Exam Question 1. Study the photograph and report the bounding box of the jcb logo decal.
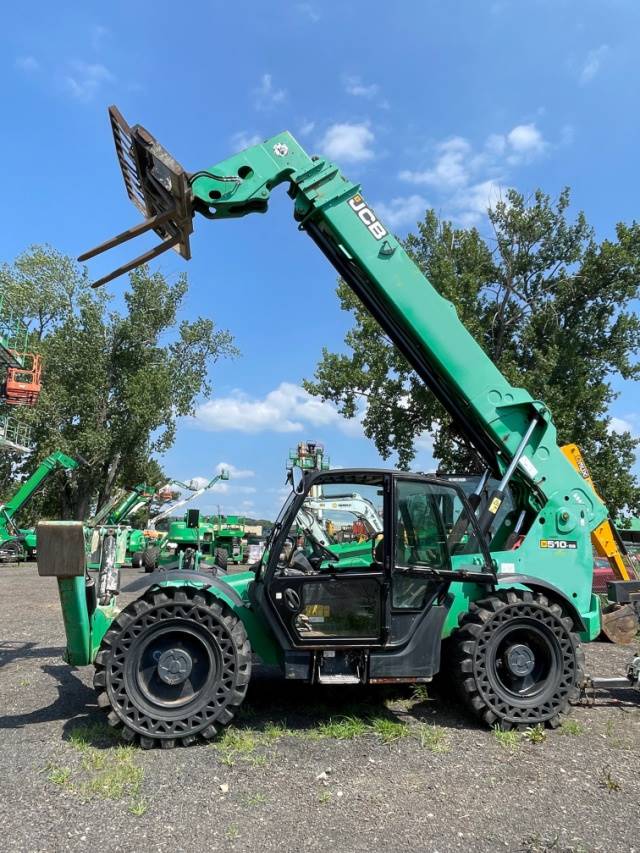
[348,194,388,241]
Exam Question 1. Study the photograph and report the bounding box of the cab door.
[266,473,389,648]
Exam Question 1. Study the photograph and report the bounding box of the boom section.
[189,133,605,532]
[3,451,78,518]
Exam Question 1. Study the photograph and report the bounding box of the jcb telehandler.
[37,107,640,747]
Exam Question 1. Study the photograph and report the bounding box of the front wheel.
[452,589,584,730]
[94,586,251,747]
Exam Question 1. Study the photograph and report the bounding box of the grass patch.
[226,824,240,841]
[262,721,293,741]
[492,727,521,750]
[558,719,584,737]
[129,799,148,816]
[215,727,259,755]
[411,684,429,703]
[370,716,410,744]
[68,721,119,751]
[599,767,621,793]
[520,833,588,852]
[81,750,108,772]
[314,715,369,740]
[242,792,268,806]
[523,724,547,744]
[318,790,332,804]
[417,723,449,753]
[82,746,143,801]
[46,763,72,786]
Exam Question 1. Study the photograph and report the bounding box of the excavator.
[37,106,640,748]
[0,450,79,560]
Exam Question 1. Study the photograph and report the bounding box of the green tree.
[305,189,640,516]
[1,247,237,519]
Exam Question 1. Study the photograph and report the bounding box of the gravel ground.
[2,563,640,853]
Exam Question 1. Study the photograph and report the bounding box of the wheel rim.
[473,602,576,722]
[486,620,560,702]
[106,595,240,738]
[129,621,221,713]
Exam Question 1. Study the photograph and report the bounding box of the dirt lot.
[2,563,640,853]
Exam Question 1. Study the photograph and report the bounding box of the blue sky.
[2,1,639,519]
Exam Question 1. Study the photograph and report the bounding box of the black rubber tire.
[130,551,143,569]
[214,548,228,572]
[142,546,160,573]
[93,585,252,747]
[452,589,584,730]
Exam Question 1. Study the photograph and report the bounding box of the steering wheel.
[294,529,340,565]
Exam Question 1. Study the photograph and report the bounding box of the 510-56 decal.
[540,539,577,550]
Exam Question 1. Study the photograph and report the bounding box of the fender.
[496,573,586,632]
[122,569,244,608]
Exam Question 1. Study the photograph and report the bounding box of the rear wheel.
[452,589,584,730]
[214,548,228,572]
[93,586,251,747]
[142,546,160,573]
[130,551,143,569]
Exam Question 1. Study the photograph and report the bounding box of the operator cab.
[253,469,494,684]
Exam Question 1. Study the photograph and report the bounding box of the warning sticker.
[489,497,502,514]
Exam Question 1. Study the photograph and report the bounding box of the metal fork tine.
[77,210,175,262]
[90,235,180,289]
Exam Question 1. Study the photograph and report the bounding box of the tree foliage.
[1,246,237,519]
[305,189,640,516]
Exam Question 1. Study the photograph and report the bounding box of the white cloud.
[296,3,320,22]
[216,462,255,479]
[344,76,380,99]
[399,137,471,190]
[505,123,547,161]
[299,120,316,137]
[608,415,638,437]
[451,179,506,226]
[63,61,113,101]
[16,56,39,72]
[184,476,209,490]
[254,73,286,109]
[397,123,548,225]
[374,194,428,229]
[231,130,262,149]
[91,25,110,50]
[580,45,609,84]
[319,123,375,163]
[194,382,364,437]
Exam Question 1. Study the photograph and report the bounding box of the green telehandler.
[0,450,79,561]
[140,471,230,572]
[37,106,640,747]
[85,482,158,570]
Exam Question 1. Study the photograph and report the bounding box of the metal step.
[317,674,360,685]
